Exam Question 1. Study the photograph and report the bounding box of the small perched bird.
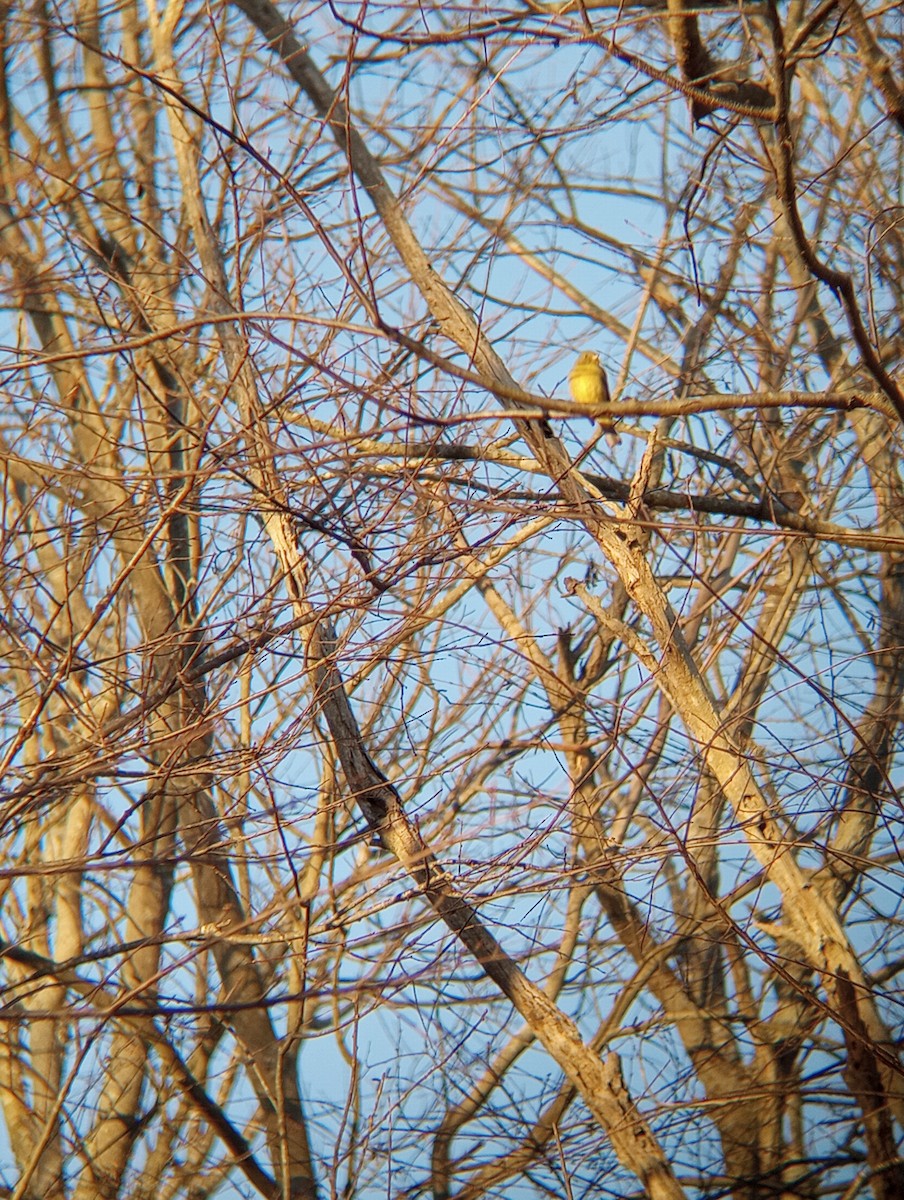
[568,351,619,446]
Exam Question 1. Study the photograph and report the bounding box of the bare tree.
[0,0,902,1198]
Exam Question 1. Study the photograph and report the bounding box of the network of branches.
[0,1,902,1199]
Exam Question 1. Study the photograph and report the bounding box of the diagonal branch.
[309,621,686,1200]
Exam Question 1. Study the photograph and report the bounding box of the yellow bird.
[568,351,619,446]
